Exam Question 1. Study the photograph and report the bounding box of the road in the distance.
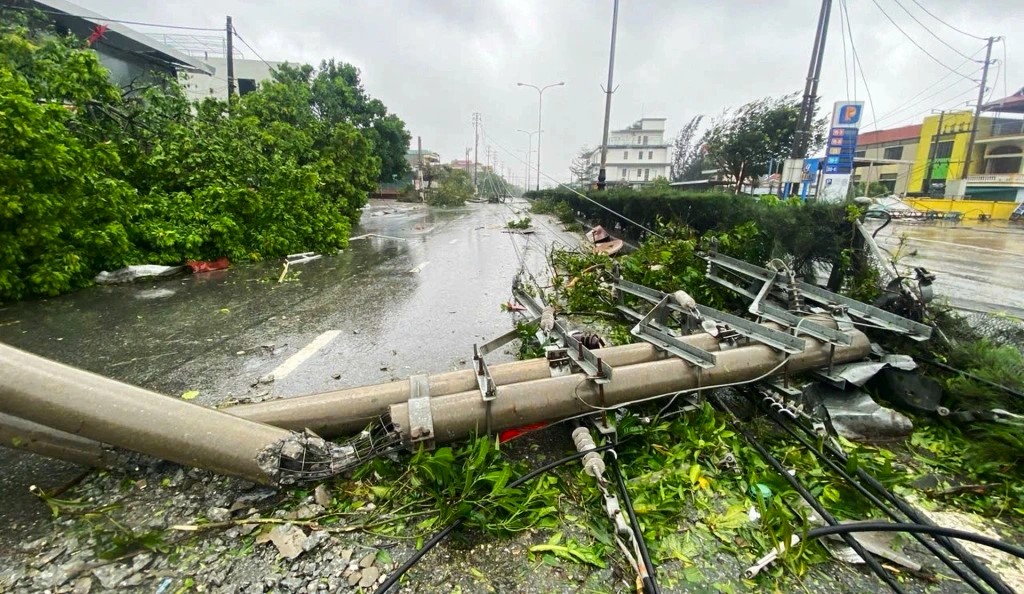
[867,219,1024,318]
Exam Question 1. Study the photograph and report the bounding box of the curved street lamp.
[517,81,564,191]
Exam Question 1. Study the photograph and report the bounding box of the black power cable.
[608,452,661,594]
[711,395,907,594]
[753,397,995,594]
[807,523,1024,561]
[374,443,617,594]
[779,402,1015,594]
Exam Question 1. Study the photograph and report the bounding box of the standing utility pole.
[961,36,997,181]
[417,136,423,170]
[790,0,832,159]
[597,0,620,190]
[472,113,481,189]
[923,110,946,194]
[517,81,565,191]
[225,16,236,99]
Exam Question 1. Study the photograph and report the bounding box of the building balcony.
[979,119,1024,141]
[965,173,1024,187]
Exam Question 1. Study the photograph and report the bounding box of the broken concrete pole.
[0,343,322,486]
[390,330,872,444]
[228,337,722,438]
[0,412,118,468]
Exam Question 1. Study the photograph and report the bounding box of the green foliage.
[700,94,826,190]
[506,217,532,230]
[0,16,406,301]
[328,436,563,537]
[428,167,474,206]
[527,188,852,277]
[0,18,135,299]
[477,170,516,200]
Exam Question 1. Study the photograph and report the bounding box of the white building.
[586,117,670,187]
[180,57,284,102]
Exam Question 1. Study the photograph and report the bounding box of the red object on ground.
[186,257,231,273]
[499,422,548,443]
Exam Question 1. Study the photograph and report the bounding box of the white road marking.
[449,239,458,244]
[270,330,341,379]
[409,261,430,273]
[901,236,1021,257]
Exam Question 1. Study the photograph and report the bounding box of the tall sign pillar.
[819,101,864,203]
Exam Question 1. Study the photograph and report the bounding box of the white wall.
[586,118,669,183]
[180,57,283,101]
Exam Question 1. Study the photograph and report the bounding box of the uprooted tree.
[0,9,409,301]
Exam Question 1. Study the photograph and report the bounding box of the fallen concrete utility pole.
[0,412,121,469]
[228,338,722,438]
[0,343,368,486]
[390,329,871,444]
[0,336,724,470]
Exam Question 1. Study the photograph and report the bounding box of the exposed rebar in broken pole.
[0,343,370,486]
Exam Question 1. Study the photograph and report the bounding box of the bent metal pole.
[0,343,327,486]
[390,329,871,444]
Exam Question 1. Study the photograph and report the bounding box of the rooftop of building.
[857,124,922,146]
[30,0,214,75]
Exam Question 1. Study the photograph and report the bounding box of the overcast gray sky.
[79,0,1023,187]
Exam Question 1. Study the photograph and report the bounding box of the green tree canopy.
[0,11,402,301]
[700,94,825,191]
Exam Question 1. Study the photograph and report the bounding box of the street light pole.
[517,128,541,192]
[518,81,564,191]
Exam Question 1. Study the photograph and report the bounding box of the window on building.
[883,146,903,160]
[929,141,954,160]
[638,151,644,160]
[648,150,654,160]
[623,151,628,160]
[621,168,627,179]
[642,135,649,145]
[637,168,642,178]
[879,173,899,191]
[854,150,866,158]
[238,79,257,95]
[644,168,650,181]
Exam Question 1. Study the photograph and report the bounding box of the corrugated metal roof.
[857,124,922,146]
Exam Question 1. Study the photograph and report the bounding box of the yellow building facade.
[907,111,982,195]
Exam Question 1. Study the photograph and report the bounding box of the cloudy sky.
[79,0,1023,187]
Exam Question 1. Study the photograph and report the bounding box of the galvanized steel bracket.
[473,344,499,436]
[407,374,434,450]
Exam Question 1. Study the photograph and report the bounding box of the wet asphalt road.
[0,198,577,539]
[868,219,1024,318]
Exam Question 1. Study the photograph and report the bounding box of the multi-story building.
[852,124,920,195]
[968,88,1024,203]
[907,111,976,197]
[585,117,670,187]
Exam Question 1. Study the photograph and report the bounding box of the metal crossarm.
[631,295,717,368]
[512,282,613,382]
[706,252,932,341]
[614,277,807,354]
[472,345,499,436]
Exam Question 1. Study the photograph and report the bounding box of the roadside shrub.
[0,14,399,301]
